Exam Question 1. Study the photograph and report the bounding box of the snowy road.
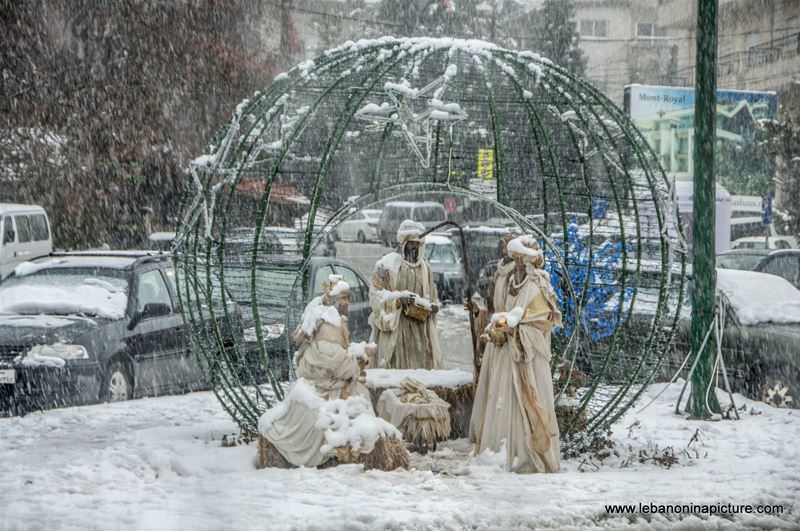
[1,382,798,530]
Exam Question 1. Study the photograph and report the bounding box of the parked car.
[447,225,521,295]
[1,204,53,280]
[336,209,382,243]
[730,217,798,248]
[422,234,464,303]
[224,227,283,256]
[0,251,241,415]
[222,255,373,380]
[731,236,796,250]
[717,249,800,289]
[583,268,800,408]
[378,201,447,246]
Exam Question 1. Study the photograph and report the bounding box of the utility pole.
[687,0,721,417]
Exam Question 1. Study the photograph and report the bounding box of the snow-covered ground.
[1,382,797,530]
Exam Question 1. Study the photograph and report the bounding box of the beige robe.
[368,253,443,370]
[469,265,563,473]
[261,318,368,467]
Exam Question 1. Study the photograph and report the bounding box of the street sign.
[477,149,494,180]
[762,196,772,226]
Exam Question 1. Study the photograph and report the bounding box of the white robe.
[368,252,443,370]
[261,320,368,467]
[470,265,562,473]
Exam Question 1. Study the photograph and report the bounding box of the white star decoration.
[355,66,467,169]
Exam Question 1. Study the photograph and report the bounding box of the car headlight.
[243,324,285,342]
[27,344,89,360]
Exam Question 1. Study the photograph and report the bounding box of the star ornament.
[355,70,467,169]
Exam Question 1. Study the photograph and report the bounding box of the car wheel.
[761,380,794,408]
[103,361,133,402]
[357,230,366,244]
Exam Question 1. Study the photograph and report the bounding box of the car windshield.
[735,240,769,249]
[716,253,766,270]
[425,243,458,264]
[415,206,445,222]
[0,269,129,319]
[224,266,299,307]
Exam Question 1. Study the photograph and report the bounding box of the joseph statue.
[469,235,562,473]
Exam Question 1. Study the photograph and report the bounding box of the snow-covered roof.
[21,255,143,271]
[384,201,444,209]
[0,203,47,215]
[148,232,176,241]
[424,234,455,246]
[365,368,473,390]
[717,269,800,325]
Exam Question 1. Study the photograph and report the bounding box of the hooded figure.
[368,219,443,369]
[261,275,372,467]
[469,236,562,473]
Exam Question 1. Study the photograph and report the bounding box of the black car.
[221,255,373,380]
[447,225,521,295]
[580,267,800,408]
[423,234,465,303]
[717,248,800,289]
[0,251,239,415]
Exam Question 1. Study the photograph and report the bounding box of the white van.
[378,201,447,246]
[0,204,53,280]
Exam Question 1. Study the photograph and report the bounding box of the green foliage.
[528,0,586,77]
[761,117,800,235]
[715,128,774,197]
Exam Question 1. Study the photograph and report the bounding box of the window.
[2,216,13,244]
[29,215,49,241]
[425,243,459,264]
[637,23,668,41]
[136,269,173,313]
[761,256,800,287]
[414,206,445,222]
[14,216,31,243]
[334,266,367,304]
[637,22,655,38]
[580,19,608,38]
[313,265,335,297]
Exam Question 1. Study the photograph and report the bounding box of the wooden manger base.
[365,370,475,440]
[257,435,409,471]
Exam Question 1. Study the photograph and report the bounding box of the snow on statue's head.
[397,219,426,264]
[508,235,544,268]
[323,274,351,316]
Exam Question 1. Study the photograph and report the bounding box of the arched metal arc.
[537,65,687,435]
[245,46,394,401]
[208,47,382,400]
[565,82,689,430]
[177,37,686,443]
[488,56,587,385]
[177,44,383,408]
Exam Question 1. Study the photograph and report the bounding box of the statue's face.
[336,295,350,317]
[404,240,420,262]
[514,255,527,272]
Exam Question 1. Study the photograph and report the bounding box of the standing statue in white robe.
[260,275,376,467]
[368,219,443,370]
[470,236,562,473]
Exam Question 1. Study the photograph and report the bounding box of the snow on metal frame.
[173,37,688,449]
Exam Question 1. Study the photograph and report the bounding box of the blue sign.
[762,196,773,226]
